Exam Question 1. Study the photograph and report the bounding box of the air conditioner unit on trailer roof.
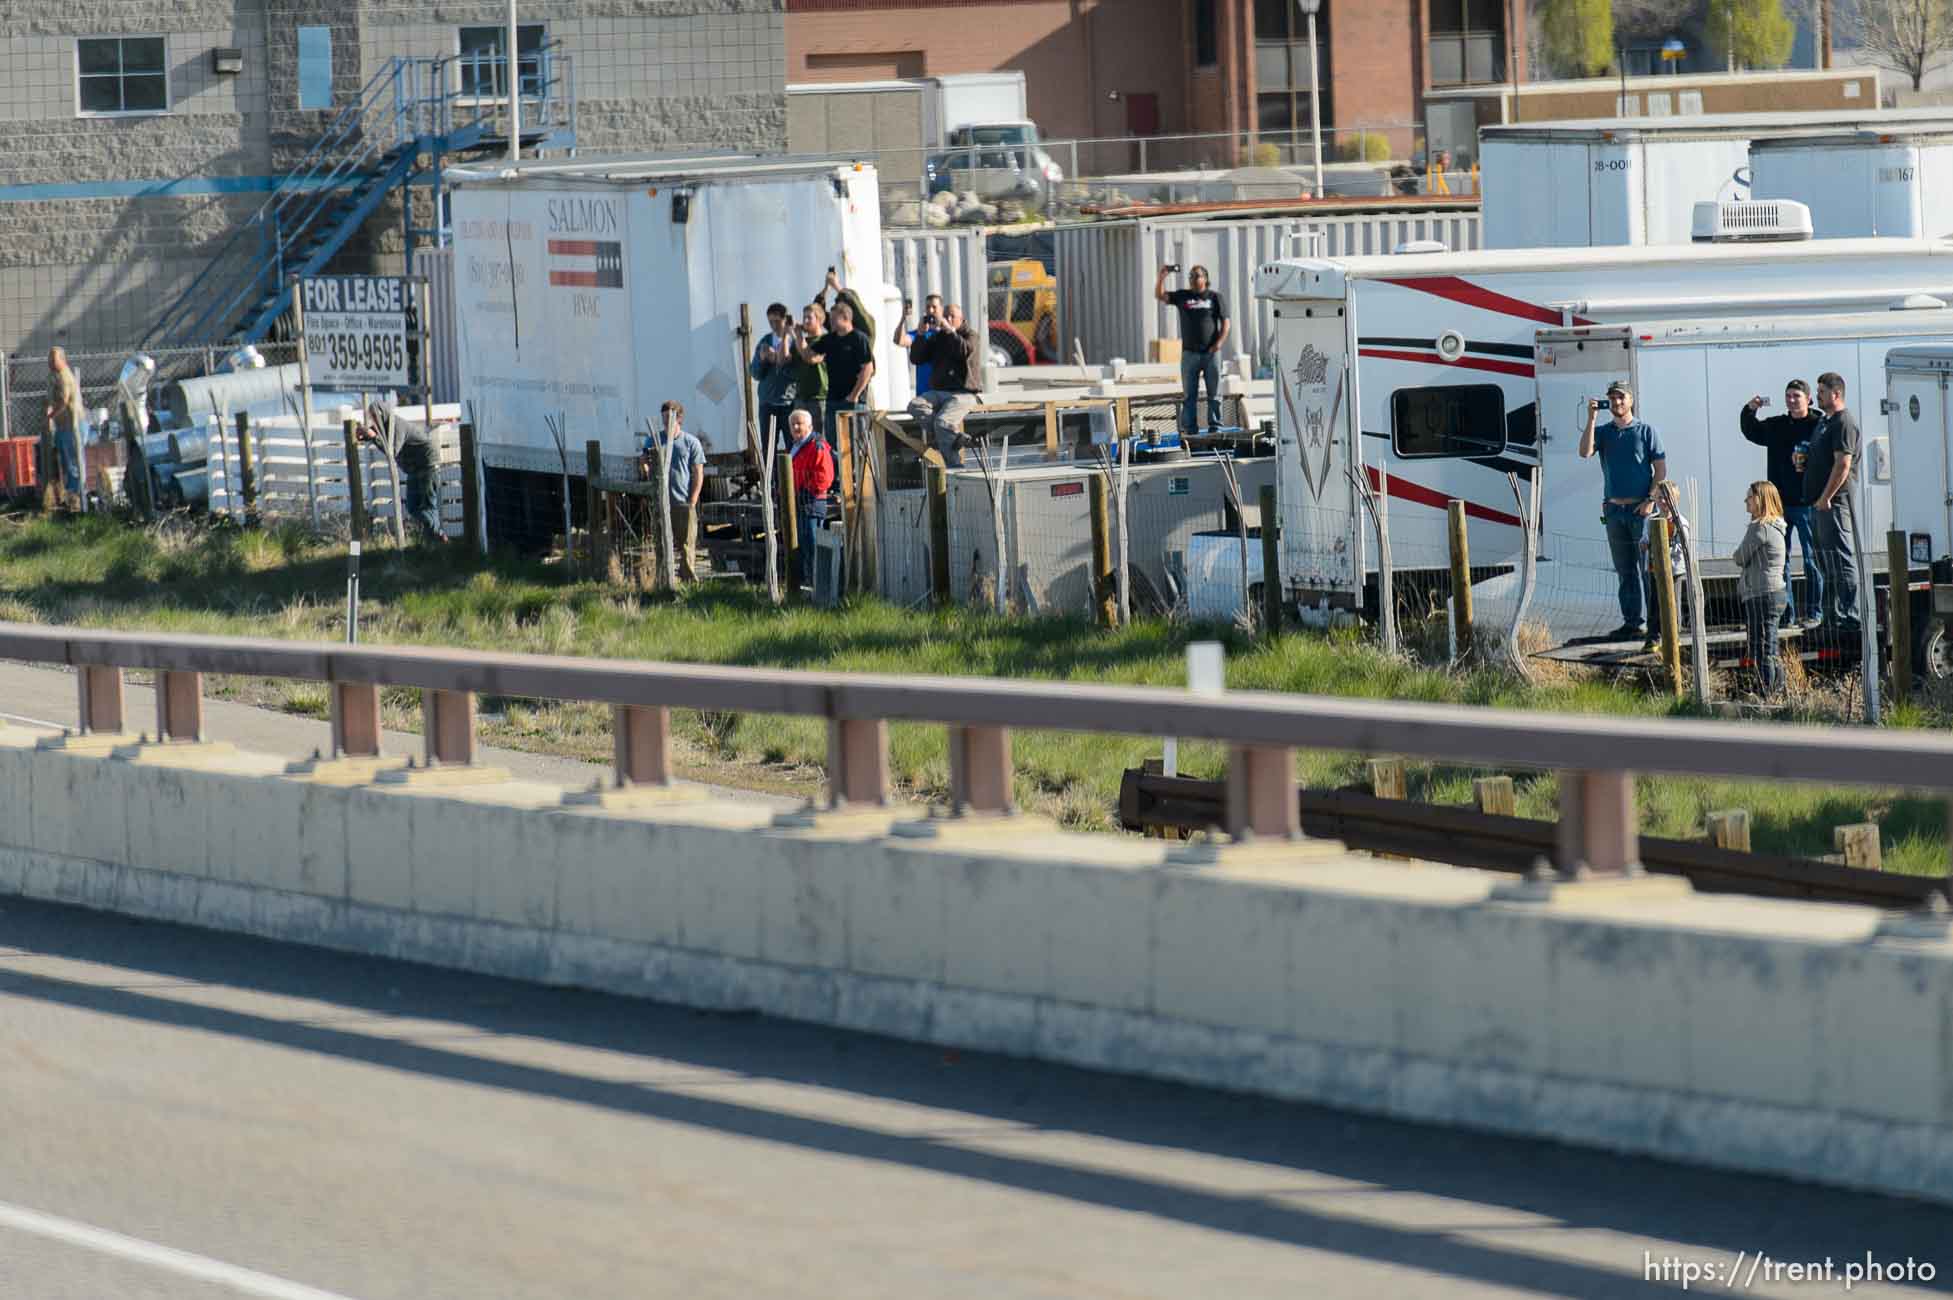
[1690,199,1814,243]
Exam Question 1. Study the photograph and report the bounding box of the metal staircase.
[145,46,575,351]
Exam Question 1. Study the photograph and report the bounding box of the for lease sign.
[301,275,411,390]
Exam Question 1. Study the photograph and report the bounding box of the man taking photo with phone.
[1154,263,1229,436]
[1580,381,1667,642]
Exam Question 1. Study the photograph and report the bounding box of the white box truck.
[1251,235,1953,616]
[1751,125,1953,239]
[1480,108,1953,248]
[447,153,897,502]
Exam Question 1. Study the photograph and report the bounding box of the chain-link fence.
[1,342,302,450]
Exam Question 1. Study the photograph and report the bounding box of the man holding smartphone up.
[1155,263,1229,436]
[1580,381,1667,642]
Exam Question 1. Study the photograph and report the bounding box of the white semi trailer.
[448,153,898,544]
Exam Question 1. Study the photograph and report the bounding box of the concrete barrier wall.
[2,727,1949,1203]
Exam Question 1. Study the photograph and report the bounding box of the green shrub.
[1335,130,1394,162]
[1251,141,1283,169]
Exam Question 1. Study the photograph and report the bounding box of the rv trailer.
[1253,237,1953,617]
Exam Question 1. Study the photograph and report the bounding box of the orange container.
[0,437,37,495]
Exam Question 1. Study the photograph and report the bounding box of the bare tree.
[1848,0,1953,89]
[1613,0,1700,43]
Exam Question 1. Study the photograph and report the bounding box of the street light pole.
[1298,0,1324,197]
[507,0,521,162]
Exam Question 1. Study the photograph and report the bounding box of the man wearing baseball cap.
[1579,380,1668,641]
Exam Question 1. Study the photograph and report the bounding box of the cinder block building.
[0,1,786,360]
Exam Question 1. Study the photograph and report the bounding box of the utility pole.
[1298,0,1324,197]
[507,0,521,162]
[1821,0,1833,68]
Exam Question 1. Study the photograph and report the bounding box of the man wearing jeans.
[1804,370,1862,635]
[1579,381,1667,642]
[1740,380,1822,626]
[1154,264,1230,435]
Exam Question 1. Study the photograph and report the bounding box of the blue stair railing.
[145,45,574,351]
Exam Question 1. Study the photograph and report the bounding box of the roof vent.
[1393,239,1448,255]
[1690,199,1813,243]
[1893,294,1948,310]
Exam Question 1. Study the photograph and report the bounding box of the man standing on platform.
[1580,380,1667,642]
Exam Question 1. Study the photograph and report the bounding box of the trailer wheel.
[1917,618,1953,683]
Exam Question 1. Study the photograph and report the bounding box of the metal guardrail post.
[1226,744,1299,840]
[422,689,476,767]
[827,718,890,809]
[77,666,125,735]
[155,671,204,742]
[948,724,1013,815]
[1556,769,1639,875]
[331,682,382,758]
[613,704,673,788]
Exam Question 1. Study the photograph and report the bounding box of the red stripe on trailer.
[548,239,602,255]
[549,270,602,287]
[1364,465,1522,527]
[1358,347,1534,378]
[1378,275,1592,327]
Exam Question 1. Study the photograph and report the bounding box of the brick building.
[0,0,785,359]
[787,0,1521,165]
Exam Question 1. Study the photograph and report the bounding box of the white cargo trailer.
[1479,109,1953,248]
[1882,346,1953,674]
[1751,126,1953,239]
[1252,238,1953,610]
[447,154,895,489]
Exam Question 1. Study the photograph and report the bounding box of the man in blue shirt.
[1579,381,1667,641]
[640,399,707,584]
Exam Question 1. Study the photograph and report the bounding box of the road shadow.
[0,896,1946,1297]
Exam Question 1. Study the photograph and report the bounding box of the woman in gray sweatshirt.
[1732,480,1790,696]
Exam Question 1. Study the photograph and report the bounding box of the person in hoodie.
[1732,480,1790,698]
[1740,380,1821,627]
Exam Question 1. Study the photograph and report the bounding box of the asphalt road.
[0,897,1948,1299]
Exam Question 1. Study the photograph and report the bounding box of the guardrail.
[7,622,1953,881]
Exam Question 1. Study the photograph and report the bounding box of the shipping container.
[446,153,897,492]
[1480,108,1953,248]
[1054,206,1481,371]
[1751,126,1953,239]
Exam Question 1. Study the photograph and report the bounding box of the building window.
[1193,0,1218,68]
[458,24,545,98]
[297,26,333,110]
[1253,0,1331,151]
[1428,0,1506,86]
[1390,385,1507,459]
[76,36,168,115]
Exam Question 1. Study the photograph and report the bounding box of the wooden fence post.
[585,439,607,577]
[1447,499,1472,657]
[1368,757,1406,800]
[342,419,367,541]
[1834,822,1883,870]
[1650,515,1683,697]
[1706,809,1751,852]
[1889,530,1914,700]
[235,411,258,526]
[928,462,952,608]
[459,421,482,553]
[1089,473,1117,628]
[1258,483,1282,635]
[1473,775,1516,816]
[776,449,798,591]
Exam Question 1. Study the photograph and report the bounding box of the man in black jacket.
[907,303,983,465]
[1740,378,1822,627]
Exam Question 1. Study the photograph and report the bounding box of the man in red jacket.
[787,407,833,591]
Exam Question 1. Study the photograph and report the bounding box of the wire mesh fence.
[1,342,301,449]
